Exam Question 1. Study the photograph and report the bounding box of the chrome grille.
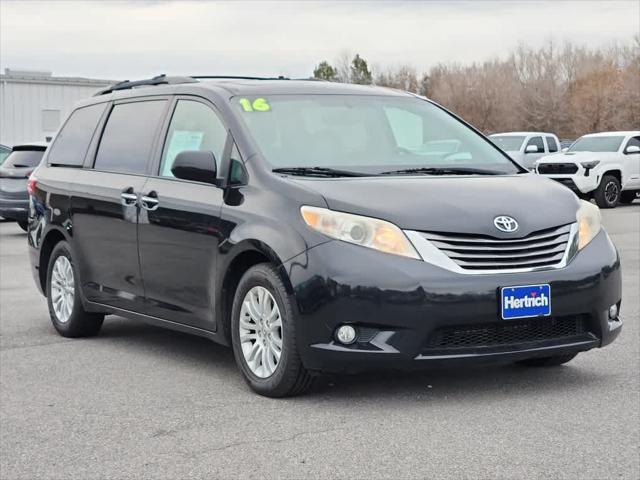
[422,224,573,271]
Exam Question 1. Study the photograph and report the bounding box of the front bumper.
[283,229,622,373]
[538,170,599,195]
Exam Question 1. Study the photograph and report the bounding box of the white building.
[0,69,114,146]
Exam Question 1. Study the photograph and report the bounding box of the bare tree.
[311,38,638,139]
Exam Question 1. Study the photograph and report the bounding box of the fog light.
[608,304,618,320]
[336,325,357,345]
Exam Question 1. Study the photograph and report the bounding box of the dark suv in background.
[28,75,622,396]
[1,143,47,231]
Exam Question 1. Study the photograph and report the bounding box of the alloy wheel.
[604,181,619,205]
[239,286,283,378]
[51,256,75,323]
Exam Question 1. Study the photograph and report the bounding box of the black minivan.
[28,75,622,396]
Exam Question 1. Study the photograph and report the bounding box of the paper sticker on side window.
[163,130,204,176]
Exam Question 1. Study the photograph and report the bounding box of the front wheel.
[516,352,578,367]
[594,175,621,208]
[231,263,313,397]
[46,241,104,337]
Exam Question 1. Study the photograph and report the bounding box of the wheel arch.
[38,227,70,293]
[217,241,295,344]
[600,169,622,184]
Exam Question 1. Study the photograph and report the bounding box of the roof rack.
[191,75,290,81]
[94,74,301,96]
[94,74,197,96]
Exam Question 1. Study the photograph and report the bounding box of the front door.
[137,98,229,330]
[623,136,640,189]
[522,136,545,169]
[71,99,169,311]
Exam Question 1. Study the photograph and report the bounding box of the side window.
[160,100,227,178]
[47,103,107,166]
[545,136,558,153]
[384,107,423,150]
[94,100,167,174]
[526,136,544,152]
[624,136,640,153]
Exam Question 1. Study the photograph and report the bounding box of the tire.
[516,352,578,367]
[231,263,313,397]
[17,220,28,232]
[620,190,639,204]
[46,241,104,338]
[594,175,621,208]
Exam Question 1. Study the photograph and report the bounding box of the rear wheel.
[620,190,639,204]
[46,241,104,337]
[516,352,578,367]
[594,175,621,208]
[231,263,313,397]
[17,220,28,232]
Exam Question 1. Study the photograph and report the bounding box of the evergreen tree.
[350,54,372,84]
[313,61,338,81]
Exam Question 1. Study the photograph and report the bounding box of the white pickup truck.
[489,132,561,170]
[535,131,640,208]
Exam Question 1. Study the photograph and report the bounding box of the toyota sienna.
[27,75,622,396]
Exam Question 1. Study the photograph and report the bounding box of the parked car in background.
[536,131,640,208]
[560,139,575,151]
[489,132,561,170]
[0,144,11,164]
[0,142,47,230]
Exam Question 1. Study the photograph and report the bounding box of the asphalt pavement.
[1,204,639,479]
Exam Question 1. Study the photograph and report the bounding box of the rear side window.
[47,103,107,166]
[545,136,558,153]
[2,149,45,168]
[0,146,11,164]
[94,100,167,174]
[526,136,544,152]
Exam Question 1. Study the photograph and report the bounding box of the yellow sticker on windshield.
[239,98,271,112]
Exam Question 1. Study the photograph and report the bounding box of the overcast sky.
[1,0,638,81]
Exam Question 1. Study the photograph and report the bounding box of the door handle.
[140,191,159,211]
[120,187,138,206]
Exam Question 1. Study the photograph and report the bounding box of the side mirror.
[561,147,569,152]
[625,145,640,154]
[525,144,539,153]
[171,150,218,185]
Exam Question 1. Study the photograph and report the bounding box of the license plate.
[501,284,551,320]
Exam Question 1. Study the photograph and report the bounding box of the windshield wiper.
[380,167,502,176]
[272,167,372,177]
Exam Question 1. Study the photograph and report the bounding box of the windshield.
[234,95,520,175]
[568,136,624,153]
[2,149,44,169]
[489,135,526,151]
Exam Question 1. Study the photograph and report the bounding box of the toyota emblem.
[494,215,519,233]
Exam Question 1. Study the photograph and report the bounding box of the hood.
[538,151,606,164]
[291,174,579,237]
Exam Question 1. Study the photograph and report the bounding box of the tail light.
[27,173,37,196]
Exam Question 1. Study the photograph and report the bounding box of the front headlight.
[300,206,421,259]
[576,200,601,250]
